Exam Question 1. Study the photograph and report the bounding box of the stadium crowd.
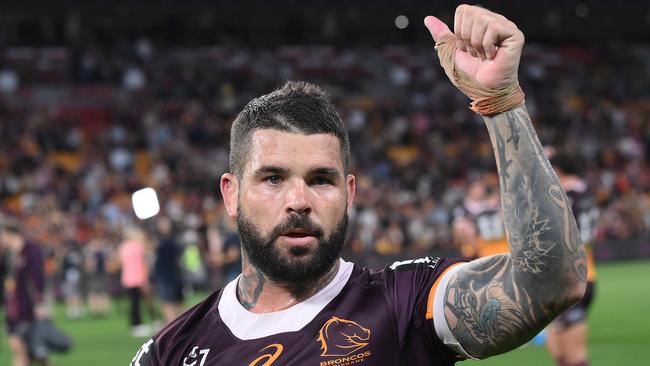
[0,41,649,329]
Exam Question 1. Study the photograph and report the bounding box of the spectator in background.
[152,217,185,325]
[0,217,48,366]
[118,226,151,337]
[180,229,206,295]
[0,235,9,358]
[84,238,111,317]
[451,177,508,259]
[547,154,599,366]
[61,239,86,319]
[208,219,241,285]
[0,242,8,308]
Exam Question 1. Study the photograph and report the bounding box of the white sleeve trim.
[432,262,479,360]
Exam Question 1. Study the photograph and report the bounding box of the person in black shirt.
[152,216,185,324]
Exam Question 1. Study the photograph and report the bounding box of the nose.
[285,179,312,215]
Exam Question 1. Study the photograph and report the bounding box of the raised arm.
[424,5,587,358]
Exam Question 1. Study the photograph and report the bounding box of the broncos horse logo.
[317,316,371,357]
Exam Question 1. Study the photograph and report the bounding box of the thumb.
[423,16,453,43]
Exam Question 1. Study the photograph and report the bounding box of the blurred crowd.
[0,40,649,320]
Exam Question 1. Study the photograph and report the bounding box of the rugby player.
[546,154,598,366]
[452,177,508,259]
[131,5,587,365]
[0,218,48,366]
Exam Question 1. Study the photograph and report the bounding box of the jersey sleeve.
[128,288,223,365]
[130,338,158,366]
[380,256,468,358]
[431,261,476,359]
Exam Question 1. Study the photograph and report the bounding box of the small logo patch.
[248,344,283,366]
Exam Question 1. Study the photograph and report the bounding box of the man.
[152,216,186,325]
[131,5,586,365]
[0,218,48,366]
[546,154,598,366]
[61,239,85,319]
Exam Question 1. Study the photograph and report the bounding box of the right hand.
[423,4,524,91]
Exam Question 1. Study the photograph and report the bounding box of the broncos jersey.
[453,201,509,258]
[566,184,599,282]
[130,257,468,366]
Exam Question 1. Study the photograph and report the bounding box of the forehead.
[245,129,344,174]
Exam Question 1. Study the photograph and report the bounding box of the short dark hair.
[229,81,350,177]
[550,153,581,176]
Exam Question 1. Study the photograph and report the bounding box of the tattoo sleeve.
[444,106,587,358]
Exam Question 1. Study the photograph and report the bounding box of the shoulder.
[347,256,464,283]
[349,256,467,311]
[144,289,223,363]
[346,257,469,361]
[380,256,463,282]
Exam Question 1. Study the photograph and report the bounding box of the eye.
[265,175,282,185]
[312,176,332,186]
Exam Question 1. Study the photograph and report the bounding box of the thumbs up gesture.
[424,5,525,113]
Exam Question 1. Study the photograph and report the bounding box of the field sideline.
[1,260,648,365]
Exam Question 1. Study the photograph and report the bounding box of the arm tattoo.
[445,106,587,358]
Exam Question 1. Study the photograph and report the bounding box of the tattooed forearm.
[445,106,587,358]
[505,113,520,150]
[494,120,512,193]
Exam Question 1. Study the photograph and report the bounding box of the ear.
[220,173,239,219]
[345,174,356,212]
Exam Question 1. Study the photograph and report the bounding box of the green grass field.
[2,260,649,365]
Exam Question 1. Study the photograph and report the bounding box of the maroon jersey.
[4,241,45,332]
[565,183,598,245]
[452,200,508,258]
[131,257,466,366]
[564,181,599,281]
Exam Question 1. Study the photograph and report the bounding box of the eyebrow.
[253,166,288,177]
[308,167,341,178]
[252,166,342,178]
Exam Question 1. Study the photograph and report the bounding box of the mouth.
[279,228,317,245]
[281,227,315,237]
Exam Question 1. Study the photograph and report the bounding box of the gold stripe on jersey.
[426,262,466,320]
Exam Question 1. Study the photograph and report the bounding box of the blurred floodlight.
[395,15,409,29]
[132,187,160,220]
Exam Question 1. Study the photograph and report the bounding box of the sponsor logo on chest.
[247,344,284,366]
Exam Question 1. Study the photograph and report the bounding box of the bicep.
[438,254,545,359]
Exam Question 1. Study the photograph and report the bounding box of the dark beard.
[237,211,347,298]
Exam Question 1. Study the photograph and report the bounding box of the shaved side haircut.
[229,81,350,177]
